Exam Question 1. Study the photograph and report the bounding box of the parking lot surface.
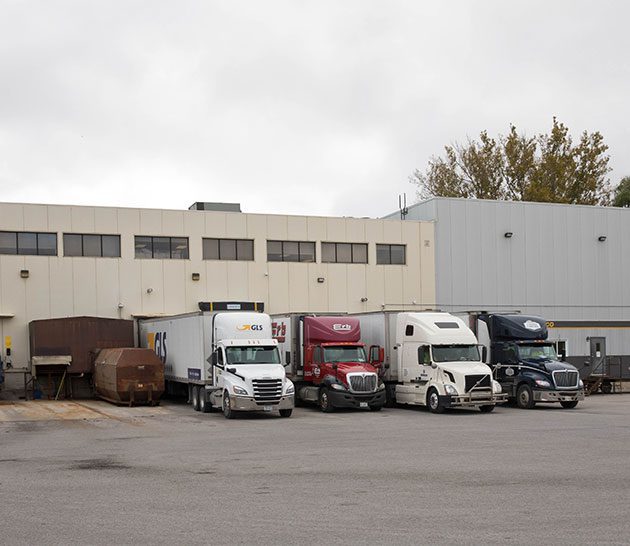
[1,396,629,545]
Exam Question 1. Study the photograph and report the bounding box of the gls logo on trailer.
[147,332,168,363]
[332,324,352,332]
[237,324,264,331]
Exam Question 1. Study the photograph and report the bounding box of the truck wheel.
[279,409,293,418]
[192,385,200,411]
[222,392,236,419]
[369,405,383,412]
[601,382,613,394]
[319,388,335,413]
[479,405,495,413]
[427,388,445,414]
[199,389,212,413]
[560,400,579,409]
[516,384,535,409]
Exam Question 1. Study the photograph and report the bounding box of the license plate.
[359,402,368,408]
[263,405,273,412]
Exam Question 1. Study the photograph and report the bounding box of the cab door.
[212,347,226,391]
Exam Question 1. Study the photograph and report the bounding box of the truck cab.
[473,313,585,409]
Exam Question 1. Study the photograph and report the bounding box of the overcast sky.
[1,1,628,218]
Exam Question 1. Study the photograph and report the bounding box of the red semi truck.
[271,314,386,412]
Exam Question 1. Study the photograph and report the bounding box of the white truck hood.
[228,363,285,380]
[438,361,493,376]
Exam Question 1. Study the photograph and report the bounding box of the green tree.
[613,176,630,207]
[411,118,612,205]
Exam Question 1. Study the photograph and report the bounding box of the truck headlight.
[285,382,295,395]
[534,379,551,388]
[578,379,584,389]
[444,384,458,396]
[232,385,248,395]
[492,380,502,394]
[330,383,345,391]
[377,380,386,391]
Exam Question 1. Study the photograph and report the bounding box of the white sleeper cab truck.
[356,311,507,413]
[139,302,294,419]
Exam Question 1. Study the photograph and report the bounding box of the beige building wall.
[0,202,435,383]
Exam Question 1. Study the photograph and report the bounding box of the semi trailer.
[271,314,386,412]
[139,303,294,418]
[465,313,584,409]
[355,311,506,413]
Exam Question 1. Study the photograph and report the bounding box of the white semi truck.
[355,311,507,413]
[138,303,294,418]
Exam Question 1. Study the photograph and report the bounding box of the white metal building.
[387,197,630,371]
[0,201,435,386]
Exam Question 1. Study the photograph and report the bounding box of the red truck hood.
[329,362,378,375]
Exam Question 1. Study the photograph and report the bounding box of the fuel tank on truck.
[93,348,165,406]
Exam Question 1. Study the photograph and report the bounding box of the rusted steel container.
[29,317,134,374]
[93,348,164,406]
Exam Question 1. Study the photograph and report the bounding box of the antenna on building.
[398,193,408,220]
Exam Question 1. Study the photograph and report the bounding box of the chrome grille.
[347,373,377,393]
[252,379,283,405]
[552,370,579,389]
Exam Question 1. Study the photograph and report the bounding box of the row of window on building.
[0,231,407,264]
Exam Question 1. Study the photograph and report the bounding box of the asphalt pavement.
[1,396,629,545]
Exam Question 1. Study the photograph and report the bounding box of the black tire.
[516,384,536,409]
[192,385,200,412]
[601,382,613,394]
[479,405,495,413]
[427,388,445,414]
[222,392,236,419]
[369,405,383,412]
[560,400,579,409]
[199,388,212,413]
[279,409,293,418]
[319,388,335,413]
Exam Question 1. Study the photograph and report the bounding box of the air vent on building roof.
[188,202,242,212]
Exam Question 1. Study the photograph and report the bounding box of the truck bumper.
[441,393,508,408]
[327,389,387,409]
[231,394,295,412]
[533,389,585,403]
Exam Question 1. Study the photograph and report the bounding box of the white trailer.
[355,311,506,413]
[138,306,294,418]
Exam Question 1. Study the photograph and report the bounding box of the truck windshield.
[225,346,281,365]
[432,345,480,362]
[323,346,367,363]
[517,344,556,361]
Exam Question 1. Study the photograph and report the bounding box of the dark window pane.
[83,234,101,257]
[171,237,189,259]
[102,235,120,257]
[352,243,367,264]
[299,242,315,262]
[37,233,57,255]
[203,238,219,260]
[283,241,299,262]
[391,245,406,265]
[17,232,37,255]
[152,237,170,258]
[219,239,237,260]
[321,243,335,263]
[236,239,254,261]
[135,236,153,258]
[376,244,390,264]
[336,243,352,263]
[0,232,17,255]
[63,234,82,256]
[267,241,282,261]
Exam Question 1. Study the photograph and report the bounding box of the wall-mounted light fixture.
[598,236,607,242]
[20,269,29,278]
[191,272,200,281]
[504,232,513,238]
[360,297,368,303]
[146,287,153,294]
[317,277,325,283]
[117,303,124,309]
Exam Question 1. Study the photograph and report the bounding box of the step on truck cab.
[271,314,386,412]
[139,302,294,419]
[467,313,585,409]
[355,311,506,413]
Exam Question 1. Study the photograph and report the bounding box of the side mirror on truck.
[211,352,218,366]
[369,345,384,366]
[481,346,488,362]
[285,351,291,366]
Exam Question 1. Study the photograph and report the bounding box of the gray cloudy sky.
[1,0,628,218]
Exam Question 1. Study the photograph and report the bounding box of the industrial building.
[0,201,435,388]
[387,197,630,378]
